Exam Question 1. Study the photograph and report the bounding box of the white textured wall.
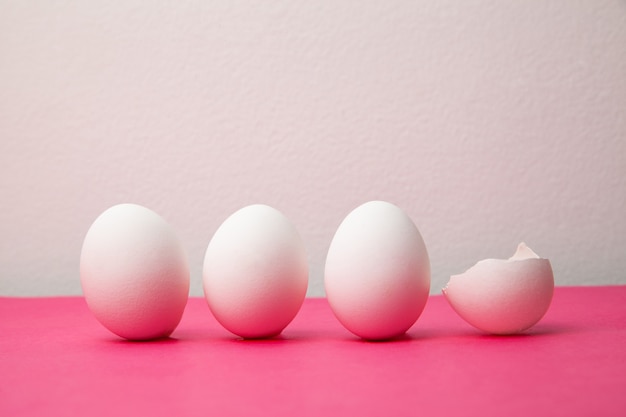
[1,1,625,297]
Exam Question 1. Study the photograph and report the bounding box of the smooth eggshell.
[442,243,554,334]
[80,204,190,340]
[203,204,308,339]
[324,201,431,340]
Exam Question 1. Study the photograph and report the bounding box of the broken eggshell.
[442,243,554,335]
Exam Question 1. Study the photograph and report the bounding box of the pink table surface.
[1,286,625,417]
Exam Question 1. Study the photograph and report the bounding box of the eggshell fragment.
[203,204,308,339]
[443,243,554,334]
[80,204,190,340]
[324,201,431,340]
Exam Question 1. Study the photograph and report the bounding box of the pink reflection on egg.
[442,243,554,335]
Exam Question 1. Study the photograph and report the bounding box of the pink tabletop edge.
[1,285,625,417]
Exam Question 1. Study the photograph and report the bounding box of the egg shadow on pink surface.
[343,332,421,344]
[230,334,290,343]
[104,336,181,345]
[228,332,330,345]
[457,323,578,340]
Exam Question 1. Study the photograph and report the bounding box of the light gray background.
[1,0,625,297]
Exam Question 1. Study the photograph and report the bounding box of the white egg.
[80,204,190,340]
[324,201,431,340]
[442,242,554,334]
[203,204,308,339]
